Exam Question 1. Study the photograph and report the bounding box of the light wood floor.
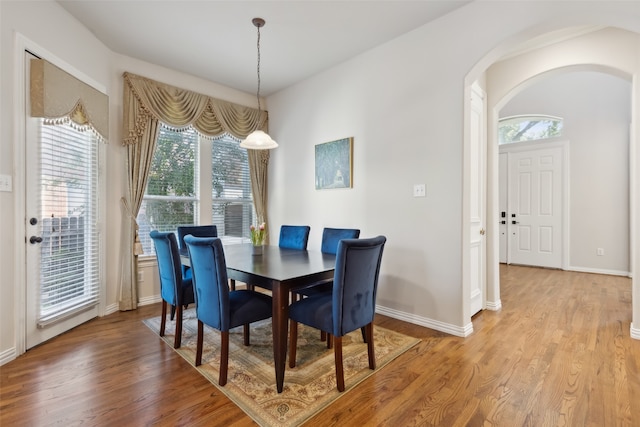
[1,265,639,426]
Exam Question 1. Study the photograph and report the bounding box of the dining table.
[181,243,336,393]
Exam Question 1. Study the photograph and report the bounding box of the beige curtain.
[248,150,271,243]
[119,72,271,310]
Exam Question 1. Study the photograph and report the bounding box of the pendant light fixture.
[240,17,278,150]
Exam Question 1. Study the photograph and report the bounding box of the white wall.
[499,71,631,275]
[267,3,640,334]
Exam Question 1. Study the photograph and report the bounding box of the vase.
[251,245,263,256]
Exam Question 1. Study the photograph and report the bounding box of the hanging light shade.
[241,17,278,150]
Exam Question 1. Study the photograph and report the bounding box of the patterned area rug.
[143,308,419,426]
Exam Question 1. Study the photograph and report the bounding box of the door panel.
[508,145,563,268]
[499,153,508,263]
[468,83,486,316]
[24,52,99,349]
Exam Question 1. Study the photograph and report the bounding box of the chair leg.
[174,304,183,348]
[361,326,367,343]
[243,324,250,346]
[334,336,345,392]
[320,331,327,341]
[170,304,176,321]
[365,323,375,370]
[219,331,229,386]
[288,319,298,368]
[160,301,167,337]
[195,320,204,366]
[327,333,333,349]
[229,279,236,291]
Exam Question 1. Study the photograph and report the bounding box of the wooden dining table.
[181,243,336,393]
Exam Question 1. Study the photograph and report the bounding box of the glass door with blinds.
[25,55,100,349]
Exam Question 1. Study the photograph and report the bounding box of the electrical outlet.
[413,184,426,197]
[0,174,12,192]
[597,248,604,256]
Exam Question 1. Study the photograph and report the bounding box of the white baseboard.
[103,303,119,316]
[0,347,16,366]
[568,266,631,277]
[485,299,502,311]
[376,304,473,337]
[631,323,640,340]
[138,295,162,306]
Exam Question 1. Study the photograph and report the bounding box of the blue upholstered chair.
[184,235,272,386]
[293,227,361,342]
[278,225,311,250]
[288,235,387,392]
[149,231,196,349]
[177,225,217,280]
[294,227,361,298]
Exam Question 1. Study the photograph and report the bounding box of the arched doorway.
[463,26,639,339]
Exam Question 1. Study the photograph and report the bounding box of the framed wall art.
[314,137,353,190]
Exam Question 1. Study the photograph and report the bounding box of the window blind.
[38,120,100,326]
[211,135,254,241]
[138,125,199,255]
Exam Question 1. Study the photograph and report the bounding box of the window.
[137,125,253,255]
[498,115,563,144]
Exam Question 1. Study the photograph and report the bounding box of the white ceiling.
[57,0,472,95]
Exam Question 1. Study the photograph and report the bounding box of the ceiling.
[57,0,472,96]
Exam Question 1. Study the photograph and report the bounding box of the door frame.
[13,33,107,356]
[499,138,569,270]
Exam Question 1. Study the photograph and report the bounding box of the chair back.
[184,235,230,331]
[279,225,311,250]
[149,231,183,306]
[177,225,217,251]
[321,227,361,255]
[332,236,386,336]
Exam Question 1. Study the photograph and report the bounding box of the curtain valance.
[30,59,109,142]
[122,72,268,145]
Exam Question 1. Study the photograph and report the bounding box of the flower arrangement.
[250,222,267,246]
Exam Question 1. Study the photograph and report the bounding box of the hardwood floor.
[1,265,638,426]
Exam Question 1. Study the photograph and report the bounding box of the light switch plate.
[413,184,426,197]
[0,174,12,192]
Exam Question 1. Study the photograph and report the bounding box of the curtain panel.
[119,72,271,311]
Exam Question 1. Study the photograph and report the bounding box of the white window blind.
[138,125,199,255]
[38,120,100,326]
[211,135,254,242]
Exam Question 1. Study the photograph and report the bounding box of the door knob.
[511,220,519,225]
[30,236,43,244]
[479,228,486,235]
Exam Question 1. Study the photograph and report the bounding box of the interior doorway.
[464,27,638,338]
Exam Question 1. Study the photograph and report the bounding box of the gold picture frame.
[314,137,353,190]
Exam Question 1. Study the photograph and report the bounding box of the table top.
[181,243,336,283]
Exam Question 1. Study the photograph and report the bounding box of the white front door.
[506,143,565,269]
[469,83,486,316]
[24,52,100,349]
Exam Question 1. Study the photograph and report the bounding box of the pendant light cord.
[256,23,262,113]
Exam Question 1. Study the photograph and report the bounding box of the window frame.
[138,125,253,257]
[498,114,563,145]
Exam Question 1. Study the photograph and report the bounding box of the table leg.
[271,282,289,393]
